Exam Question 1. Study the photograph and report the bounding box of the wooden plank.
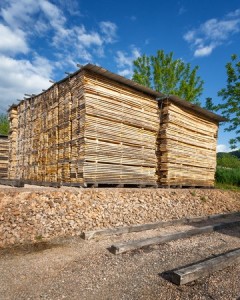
[167,248,240,285]
[82,212,240,240]
[109,221,240,255]
[0,136,9,179]
[0,179,24,187]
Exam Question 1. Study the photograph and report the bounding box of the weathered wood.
[0,179,24,187]
[82,212,240,240]
[168,248,240,285]
[109,221,240,254]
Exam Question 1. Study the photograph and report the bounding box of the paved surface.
[0,215,240,300]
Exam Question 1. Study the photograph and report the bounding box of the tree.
[0,114,9,135]
[217,54,240,149]
[204,97,215,111]
[132,50,204,104]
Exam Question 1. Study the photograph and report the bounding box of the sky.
[0,0,239,152]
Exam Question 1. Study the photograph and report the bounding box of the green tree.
[0,114,9,135]
[217,54,240,149]
[217,153,240,169]
[204,97,215,111]
[132,50,204,104]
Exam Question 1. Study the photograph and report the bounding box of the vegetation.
[204,97,215,111]
[215,153,240,188]
[132,50,204,104]
[217,153,240,169]
[216,54,240,149]
[0,114,9,135]
[215,168,240,187]
[217,149,240,159]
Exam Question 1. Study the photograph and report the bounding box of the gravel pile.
[0,187,239,248]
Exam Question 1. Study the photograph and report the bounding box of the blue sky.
[0,0,239,151]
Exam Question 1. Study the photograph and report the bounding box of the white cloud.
[39,0,66,32]
[0,24,28,54]
[184,10,240,57]
[217,144,230,153]
[116,47,140,68]
[0,0,39,29]
[0,54,52,111]
[194,45,215,57]
[0,0,119,110]
[99,21,117,43]
[118,69,133,77]
[178,6,187,15]
[115,46,141,78]
[76,26,103,47]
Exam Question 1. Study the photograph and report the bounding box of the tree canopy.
[132,50,204,104]
[217,54,240,149]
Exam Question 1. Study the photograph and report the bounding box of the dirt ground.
[0,214,240,300]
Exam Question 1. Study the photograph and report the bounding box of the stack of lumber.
[8,72,86,184]
[157,100,218,186]
[7,65,220,187]
[0,135,9,179]
[83,70,159,185]
[8,107,18,179]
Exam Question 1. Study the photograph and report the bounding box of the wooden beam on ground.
[82,212,240,240]
[109,221,240,255]
[167,248,240,285]
[0,179,24,187]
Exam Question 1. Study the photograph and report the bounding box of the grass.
[215,153,240,191]
[200,196,207,202]
[215,182,240,191]
[35,235,43,241]
[215,167,240,187]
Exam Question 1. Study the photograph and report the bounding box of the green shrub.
[215,167,240,186]
[0,114,9,135]
[217,153,240,169]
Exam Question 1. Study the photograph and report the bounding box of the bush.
[215,167,240,186]
[217,153,240,169]
[0,114,9,135]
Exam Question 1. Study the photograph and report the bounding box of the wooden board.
[0,179,24,187]
[0,136,9,179]
[82,212,240,240]
[167,248,240,285]
[110,221,240,254]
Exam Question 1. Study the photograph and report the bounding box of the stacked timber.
[8,72,86,184]
[157,100,218,186]
[8,107,18,179]
[83,70,159,185]
[7,64,222,187]
[0,135,9,179]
